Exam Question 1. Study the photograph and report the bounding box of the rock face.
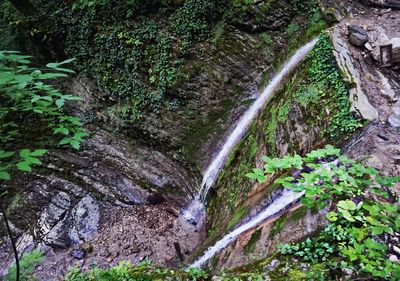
[332,27,379,121]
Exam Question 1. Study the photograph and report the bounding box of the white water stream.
[182,38,318,225]
[190,189,304,268]
[200,38,318,200]
[183,39,319,268]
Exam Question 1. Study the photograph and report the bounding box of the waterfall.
[190,159,338,269]
[199,38,318,201]
[182,39,318,225]
[189,189,304,268]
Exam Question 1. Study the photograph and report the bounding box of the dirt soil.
[27,201,203,280]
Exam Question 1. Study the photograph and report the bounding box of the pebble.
[389,255,399,263]
[70,249,85,260]
[265,259,280,270]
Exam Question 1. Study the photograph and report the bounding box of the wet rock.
[349,32,368,47]
[69,195,100,244]
[390,255,399,263]
[38,191,72,248]
[388,101,400,127]
[71,249,85,260]
[393,245,400,255]
[265,259,281,270]
[37,191,99,248]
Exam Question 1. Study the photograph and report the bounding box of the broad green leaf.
[59,137,71,145]
[0,150,15,159]
[0,171,10,180]
[54,127,69,135]
[70,140,80,150]
[337,199,357,211]
[19,149,31,158]
[55,98,65,108]
[16,162,32,172]
[245,173,257,179]
[30,149,48,156]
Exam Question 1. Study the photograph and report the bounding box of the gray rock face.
[388,101,400,127]
[332,27,378,121]
[31,180,100,248]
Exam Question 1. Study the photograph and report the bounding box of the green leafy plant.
[0,51,86,180]
[247,145,400,280]
[6,250,44,281]
[0,51,85,281]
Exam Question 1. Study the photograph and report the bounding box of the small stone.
[300,263,310,271]
[99,249,109,257]
[389,255,399,263]
[343,268,354,276]
[71,249,85,260]
[265,259,280,270]
[364,42,373,51]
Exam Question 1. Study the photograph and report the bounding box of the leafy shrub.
[0,51,85,180]
[247,145,400,280]
[6,250,44,281]
[297,33,364,140]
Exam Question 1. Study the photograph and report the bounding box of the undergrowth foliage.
[247,145,400,280]
[298,33,364,140]
[6,250,44,281]
[21,0,231,121]
[0,51,85,180]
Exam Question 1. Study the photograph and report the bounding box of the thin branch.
[0,198,20,281]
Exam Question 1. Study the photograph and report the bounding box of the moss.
[227,206,247,230]
[269,215,288,238]
[288,269,307,280]
[289,206,308,221]
[243,228,262,255]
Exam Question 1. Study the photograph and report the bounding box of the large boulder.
[348,25,369,47]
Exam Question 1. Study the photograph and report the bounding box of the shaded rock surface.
[0,1,328,278]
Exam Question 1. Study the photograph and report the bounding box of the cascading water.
[190,159,337,269]
[182,38,318,225]
[189,189,304,268]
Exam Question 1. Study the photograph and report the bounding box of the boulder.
[348,25,368,37]
[349,32,368,47]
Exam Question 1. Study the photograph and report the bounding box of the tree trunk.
[7,0,37,16]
